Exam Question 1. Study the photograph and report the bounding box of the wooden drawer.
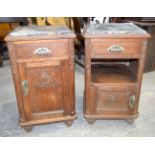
[14,39,68,59]
[91,39,142,58]
[91,85,136,115]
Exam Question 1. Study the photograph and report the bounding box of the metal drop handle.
[33,47,51,56]
[129,95,136,109]
[108,45,124,53]
[22,80,29,96]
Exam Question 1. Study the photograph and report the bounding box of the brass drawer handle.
[33,47,51,56]
[22,80,29,96]
[108,45,124,53]
[129,95,136,109]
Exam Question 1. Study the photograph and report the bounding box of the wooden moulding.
[20,115,77,127]
[84,112,139,120]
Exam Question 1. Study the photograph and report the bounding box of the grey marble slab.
[9,25,73,37]
[85,23,147,35]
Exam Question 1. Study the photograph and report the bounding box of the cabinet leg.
[65,120,74,127]
[23,126,33,132]
[126,119,135,125]
[87,118,96,125]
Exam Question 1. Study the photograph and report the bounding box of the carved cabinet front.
[18,60,70,120]
[5,26,76,131]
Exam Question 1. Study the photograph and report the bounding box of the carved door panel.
[18,60,69,120]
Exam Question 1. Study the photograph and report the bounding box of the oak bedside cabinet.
[83,23,150,124]
[5,26,76,132]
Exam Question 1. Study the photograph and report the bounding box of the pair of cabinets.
[5,24,150,132]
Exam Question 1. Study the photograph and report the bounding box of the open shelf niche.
[91,59,139,84]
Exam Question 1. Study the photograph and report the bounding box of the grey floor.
[0,60,155,137]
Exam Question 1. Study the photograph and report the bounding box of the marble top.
[9,25,74,37]
[85,23,147,35]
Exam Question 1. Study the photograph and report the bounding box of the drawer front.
[91,39,141,58]
[91,85,136,115]
[14,40,68,59]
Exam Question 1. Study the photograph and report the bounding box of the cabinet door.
[91,86,136,116]
[18,60,70,120]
